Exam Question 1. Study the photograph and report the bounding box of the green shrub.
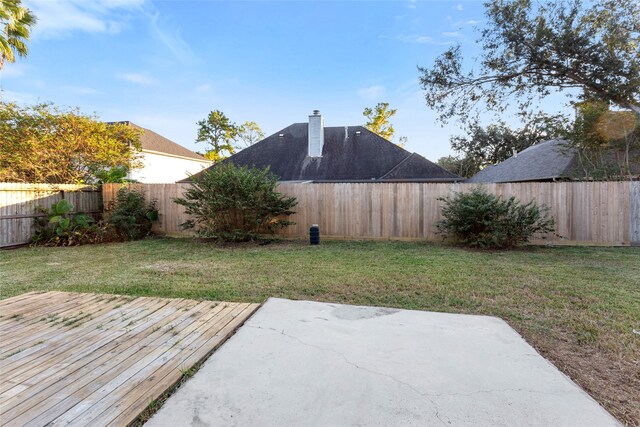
[436,187,555,249]
[174,163,297,242]
[107,187,158,240]
[33,199,113,246]
[93,166,136,183]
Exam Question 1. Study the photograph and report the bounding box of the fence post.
[631,181,640,247]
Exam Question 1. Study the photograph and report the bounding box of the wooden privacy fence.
[103,181,640,246]
[0,183,102,247]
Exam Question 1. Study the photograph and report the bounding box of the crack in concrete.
[248,325,571,425]
[246,325,450,426]
[427,387,565,398]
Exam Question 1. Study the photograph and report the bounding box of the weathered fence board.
[103,181,637,246]
[631,182,640,246]
[0,183,102,248]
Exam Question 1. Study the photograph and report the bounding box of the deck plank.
[0,297,156,387]
[102,303,261,427]
[0,292,259,427]
[0,294,132,352]
[1,299,194,416]
[0,292,94,329]
[0,300,188,416]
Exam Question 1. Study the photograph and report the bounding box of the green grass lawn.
[1,238,639,425]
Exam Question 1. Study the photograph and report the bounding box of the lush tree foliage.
[0,103,142,183]
[363,102,397,141]
[436,155,482,179]
[196,112,267,160]
[196,110,240,161]
[0,0,36,70]
[445,112,570,176]
[93,165,132,183]
[175,163,297,242]
[419,0,640,123]
[236,121,265,148]
[568,100,640,179]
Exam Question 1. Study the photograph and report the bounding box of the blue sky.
[4,0,551,160]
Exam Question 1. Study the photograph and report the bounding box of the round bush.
[436,187,555,249]
[174,163,297,242]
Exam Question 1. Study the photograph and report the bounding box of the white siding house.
[122,123,212,183]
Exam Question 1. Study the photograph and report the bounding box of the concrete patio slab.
[148,298,619,427]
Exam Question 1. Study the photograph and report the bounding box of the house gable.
[185,120,460,182]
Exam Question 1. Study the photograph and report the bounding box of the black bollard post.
[310,224,320,245]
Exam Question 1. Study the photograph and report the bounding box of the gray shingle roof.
[183,124,461,182]
[467,139,579,183]
[118,122,206,161]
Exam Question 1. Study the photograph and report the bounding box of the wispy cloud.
[117,72,156,85]
[452,19,482,27]
[442,31,463,38]
[407,0,416,9]
[1,63,27,78]
[358,85,386,100]
[27,0,146,38]
[196,84,212,93]
[386,34,454,46]
[396,34,434,44]
[148,11,196,64]
[455,4,464,11]
[1,89,39,104]
[63,85,103,95]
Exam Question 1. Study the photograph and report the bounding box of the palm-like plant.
[0,0,36,70]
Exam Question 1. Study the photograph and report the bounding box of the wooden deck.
[0,291,260,426]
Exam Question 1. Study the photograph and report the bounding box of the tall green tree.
[419,0,640,123]
[568,100,640,179]
[0,0,36,70]
[196,110,239,161]
[363,102,396,141]
[237,121,265,149]
[436,155,482,179]
[448,113,569,174]
[0,103,142,183]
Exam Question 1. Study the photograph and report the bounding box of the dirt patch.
[521,327,639,426]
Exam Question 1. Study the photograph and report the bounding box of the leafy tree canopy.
[237,121,265,148]
[448,112,569,174]
[196,112,267,160]
[0,0,36,70]
[419,0,640,123]
[196,110,240,161]
[436,155,482,179]
[568,100,640,179]
[0,102,142,184]
[363,102,397,141]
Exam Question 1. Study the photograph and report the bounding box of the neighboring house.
[467,138,640,183]
[118,122,212,183]
[183,111,461,183]
[467,139,580,183]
